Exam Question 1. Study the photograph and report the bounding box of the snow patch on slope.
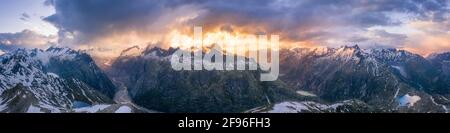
[115,106,132,113]
[47,72,59,78]
[0,98,6,112]
[27,105,44,113]
[296,90,317,97]
[73,104,111,113]
[398,94,421,107]
[269,102,311,113]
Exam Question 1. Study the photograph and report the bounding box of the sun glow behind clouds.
[168,28,281,54]
[2,0,448,58]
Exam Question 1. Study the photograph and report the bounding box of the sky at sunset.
[0,0,449,57]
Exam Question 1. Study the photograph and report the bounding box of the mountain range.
[1,45,449,113]
[277,45,449,112]
[0,47,152,113]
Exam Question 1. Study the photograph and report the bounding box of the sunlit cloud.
[37,0,450,57]
[401,20,450,56]
[0,30,57,51]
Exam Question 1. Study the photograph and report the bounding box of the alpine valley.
[1,45,449,113]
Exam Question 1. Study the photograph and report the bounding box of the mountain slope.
[279,45,449,112]
[0,48,116,112]
[108,46,302,113]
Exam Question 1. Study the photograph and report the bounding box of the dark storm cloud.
[43,0,449,46]
[190,0,448,30]
[44,0,172,43]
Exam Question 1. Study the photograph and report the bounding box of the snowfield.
[263,100,353,113]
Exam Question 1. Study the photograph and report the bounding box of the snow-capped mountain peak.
[0,47,115,113]
[332,45,363,61]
